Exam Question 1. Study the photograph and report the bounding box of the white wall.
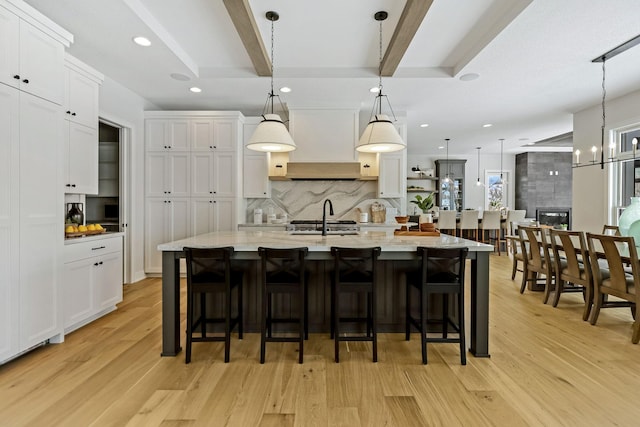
[573,88,640,233]
[99,76,159,283]
[406,153,515,212]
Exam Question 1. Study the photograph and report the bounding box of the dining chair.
[549,229,593,320]
[184,247,244,364]
[405,247,469,364]
[479,210,501,254]
[436,210,457,236]
[602,224,621,236]
[506,225,528,290]
[457,210,479,240]
[330,246,381,363]
[520,226,556,298]
[258,247,309,364]
[586,233,640,344]
[503,210,527,238]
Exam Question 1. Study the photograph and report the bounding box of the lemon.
[78,225,88,232]
[73,225,79,232]
[95,224,103,230]
[65,225,75,233]
[87,224,96,231]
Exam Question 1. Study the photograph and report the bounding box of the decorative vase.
[66,203,84,225]
[618,197,640,245]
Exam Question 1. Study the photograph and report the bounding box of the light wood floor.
[2,254,640,426]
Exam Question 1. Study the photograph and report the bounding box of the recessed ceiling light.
[459,73,479,81]
[483,124,493,128]
[133,36,151,47]
[189,87,202,93]
[370,87,380,93]
[170,73,190,81]
[420,123,429,128]
[279,87,291,93]
[438,146,444,149]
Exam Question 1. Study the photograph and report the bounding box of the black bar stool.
[258,247,309,364]
[330,246,381,363]
[184,247,243,364]
[406,247,468,365]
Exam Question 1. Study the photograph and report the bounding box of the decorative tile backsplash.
[245,180,401,223]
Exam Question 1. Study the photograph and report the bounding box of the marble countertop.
[158,230,494,252]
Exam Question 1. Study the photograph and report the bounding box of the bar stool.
[406,247,468,365]
[480,210,502,254]
[457,210,479,240]
[258,247,309,364]
[330,246,381,363]
[436,210,457,236]
[184,247,243,364]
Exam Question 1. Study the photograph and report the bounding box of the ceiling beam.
[381,0,434,77]
[223,0,271,76]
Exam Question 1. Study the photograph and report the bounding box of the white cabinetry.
[0,4,68,105]
[63,55,103,194]
[378,152,405,198]
[63,235,123,332]
[243,117,270,198]
[0,0,71,365]
[144,198,190,273]
[144,112,243,274]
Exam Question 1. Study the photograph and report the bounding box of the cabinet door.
[191,198,214,236]
[145,120,190,151]
[190,119,215,151]
[19,21,64,105]
[145,120,168,151]
[168,153,190,197]
[168,120,190,151]
[19,94,62,349]
[0,6,19,91]
[0,84,19,362]
[213,151,236,197]
[214,198,236,231]
[145,198,167,272]
[378,153,404,198]
[65,67,99,129]
[62,258,93,328]
[66,122,98,194]
[191,152,213,197]
[168,198,190,241]
[146,153,189,197]
[243,154,270,198]
[93,250,123,311]
[213,119,237,151]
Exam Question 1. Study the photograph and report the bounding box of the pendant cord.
[378,19,383,96]
[269,17,275,113]
[477,147,481,182]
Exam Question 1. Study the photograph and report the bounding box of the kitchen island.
[158,230,494,358]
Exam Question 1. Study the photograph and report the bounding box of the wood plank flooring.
[1,254,640,426]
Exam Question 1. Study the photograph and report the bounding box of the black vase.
[66,203,84,225]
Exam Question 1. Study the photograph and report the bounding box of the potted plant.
[410,193,434,213]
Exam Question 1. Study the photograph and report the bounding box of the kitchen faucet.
[322,199,334,236]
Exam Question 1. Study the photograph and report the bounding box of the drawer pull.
[91,246,106,251]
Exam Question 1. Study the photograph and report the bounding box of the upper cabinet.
[288,109,359,162]
[64,55,102,129]
[63,55,103,194]
[145,119,190,152]
[0,3,70,105]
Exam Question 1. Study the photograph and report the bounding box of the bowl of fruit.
[65,223,105,237]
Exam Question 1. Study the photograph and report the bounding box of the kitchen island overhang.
[158,230,493,358]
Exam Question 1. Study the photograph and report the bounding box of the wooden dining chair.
[549,229,593,320]
[602,225,621,236]
[506,225,528,290]
[520,226,556,298]
[586,233,640,344]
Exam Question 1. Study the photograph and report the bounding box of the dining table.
[157,230,494,359]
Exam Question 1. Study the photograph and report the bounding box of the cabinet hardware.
[71,112,76,116]
[71,184,76,187]
[91,246,106,251]
[13,75,20,79]
[66,110,71,114]
[22,79,29,83]
[209,146,213,149]
[94,262,99,266]
[99,261,103,265]
[65,184,71,187]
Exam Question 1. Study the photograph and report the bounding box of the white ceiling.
[23,0,640,155]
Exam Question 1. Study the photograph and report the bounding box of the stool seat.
[184,247,243,364]
[331,246,381,363]
[406,247,468,365]
[259,247,309,364]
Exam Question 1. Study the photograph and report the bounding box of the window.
[485,170,509,210]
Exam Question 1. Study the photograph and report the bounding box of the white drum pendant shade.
[356,114,405,153]
[246,113,296,152]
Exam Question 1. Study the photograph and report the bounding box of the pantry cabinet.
[144,112,243,273]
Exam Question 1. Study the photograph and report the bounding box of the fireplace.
[536,207,571,229]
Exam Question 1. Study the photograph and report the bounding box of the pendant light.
[246,11,296,152]
[442,138,451,183]
[356,11,405,153]
[475,147,484,186]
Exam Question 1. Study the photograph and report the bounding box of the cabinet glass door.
[440,178,463,212]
